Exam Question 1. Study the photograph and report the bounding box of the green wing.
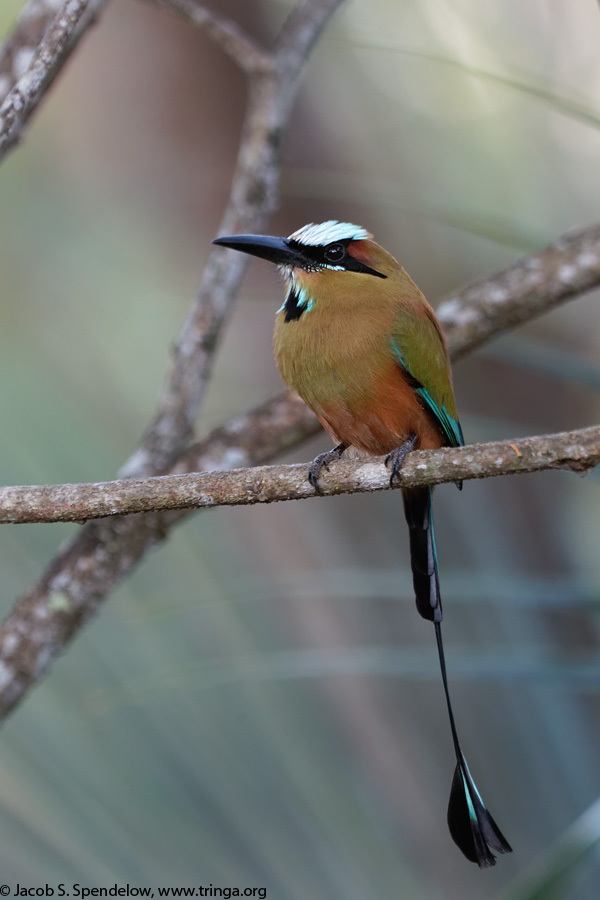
[390,305,464,448]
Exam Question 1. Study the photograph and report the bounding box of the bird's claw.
[307,443,346,492]
[385,433,418,487]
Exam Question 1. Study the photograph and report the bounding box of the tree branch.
[2,426,599,525]
[148,0,270,74]
[0,391,317,715]
[126,0,345,476]
[438,223,600,358]
[2,0,600,720]
[0,0,345,717]
[0,0,108,159]
[1,213,599,717]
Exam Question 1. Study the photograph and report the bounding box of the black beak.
[212,233,304,268]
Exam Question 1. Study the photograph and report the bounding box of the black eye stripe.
[287,237,351,264]
[285,238,386,278]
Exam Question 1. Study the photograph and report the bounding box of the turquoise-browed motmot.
[213,221,512,867]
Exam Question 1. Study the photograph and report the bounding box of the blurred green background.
[2,0,600,897]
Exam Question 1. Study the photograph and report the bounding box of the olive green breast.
[271,261,460,449]
[273,293,396,416]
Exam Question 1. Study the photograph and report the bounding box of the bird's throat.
[281,282,314,322]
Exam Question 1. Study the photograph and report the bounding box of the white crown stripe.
[288,220,370,246]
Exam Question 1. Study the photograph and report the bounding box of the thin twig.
[2,426,599,525]
[149,0,270,74]
[0,0,108,159]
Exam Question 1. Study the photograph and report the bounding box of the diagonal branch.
[0,0,346,717]
[148,0,270,74]
[0,0,108,159]
[0,391,317,715]
[126,0,345,476]
[2,426,599,525]
[438,223,600,358]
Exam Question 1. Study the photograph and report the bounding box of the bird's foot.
[385,433,418,487]
[307,443,347,492]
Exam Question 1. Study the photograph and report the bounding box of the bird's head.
[212,221,415,322]
[212,220,393,281]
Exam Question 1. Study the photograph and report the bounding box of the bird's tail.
[402,487,512,867]
[402,487,442,623]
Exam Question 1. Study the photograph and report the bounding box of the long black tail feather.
[402,488,441,622]
[402,487,512,867]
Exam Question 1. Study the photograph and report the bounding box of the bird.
[213,220,512,867]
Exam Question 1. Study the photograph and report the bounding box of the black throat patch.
[283,285,310,322]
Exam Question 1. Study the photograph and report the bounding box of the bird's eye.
[324,243,345,264]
